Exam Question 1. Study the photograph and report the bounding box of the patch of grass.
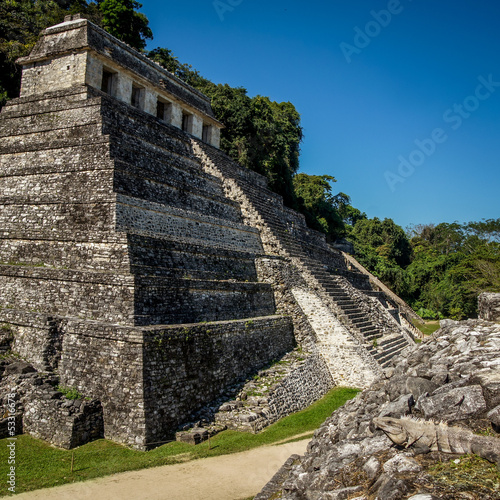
[426,454,500,494]
[56,385,84,400]
[416,320,441,336]
[0,387,359,495]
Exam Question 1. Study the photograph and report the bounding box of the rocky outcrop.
[257,319,500,500]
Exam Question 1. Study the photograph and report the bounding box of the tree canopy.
[292,174,345,241]
[98,0,152,50]
[348,217,500,319]
[403,220,500,319]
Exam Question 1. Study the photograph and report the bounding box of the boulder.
[378,393,414,418]
[405,377,438,399]
[471,369,500,407]
[416,384,487,420]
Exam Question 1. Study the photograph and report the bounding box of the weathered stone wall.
[58,320,147,447]
[116,194,263,254]
[267,354,334,419]
[57,316,294,448]
[256,256,319,349]
[24,393,104,450]
[133,276,275,326]
[479,292,500,323]
[0,311,60,372]
[0,267,136,325]
[19,52,88,100]
[143,316,295,447]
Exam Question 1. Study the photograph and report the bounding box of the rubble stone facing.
[257,319,500,500]
[0,361,103,449]
[23,393,104,450]
[267,354,335,420]
[176,349,334,442]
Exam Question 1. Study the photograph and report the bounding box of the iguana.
[373,416,500,466]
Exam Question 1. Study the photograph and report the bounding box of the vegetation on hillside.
[348,218,500,320]
[0,1,499,319]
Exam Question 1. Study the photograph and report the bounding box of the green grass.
[0,387,359,495]
[416,320,441,336]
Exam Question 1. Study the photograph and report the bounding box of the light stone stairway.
[291,288,379,386]
[192,139,415,374]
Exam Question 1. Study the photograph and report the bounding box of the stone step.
[353,320,373,330]
[346,315,366,324]
[322,285,347,293]
[362,331,383,342]
[339,306,359,315]
[378,335,408,350]
[376,346,408,367]
[371,338,408,366]
[359,326,380,336]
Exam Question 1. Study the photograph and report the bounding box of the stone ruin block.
[23,389,104,450]
[479,292,500,323]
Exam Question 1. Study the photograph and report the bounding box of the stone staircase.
[192,139,414,371]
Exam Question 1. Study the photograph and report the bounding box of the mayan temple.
[0,16,422,449]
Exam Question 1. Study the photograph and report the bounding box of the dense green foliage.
[405,221,500,319]
[349,218,500,319]
[348,217,413,297]
[1,6,499,319]
[99,0,152,49]
[0,387,358,494]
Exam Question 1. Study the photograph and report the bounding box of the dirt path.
[14,438,310,500]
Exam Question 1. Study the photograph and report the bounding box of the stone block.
[478,292,500,322]
[416,384,487,420]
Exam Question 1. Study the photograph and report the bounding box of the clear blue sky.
[139,0,500,230]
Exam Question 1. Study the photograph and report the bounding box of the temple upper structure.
[17,14,223,148]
